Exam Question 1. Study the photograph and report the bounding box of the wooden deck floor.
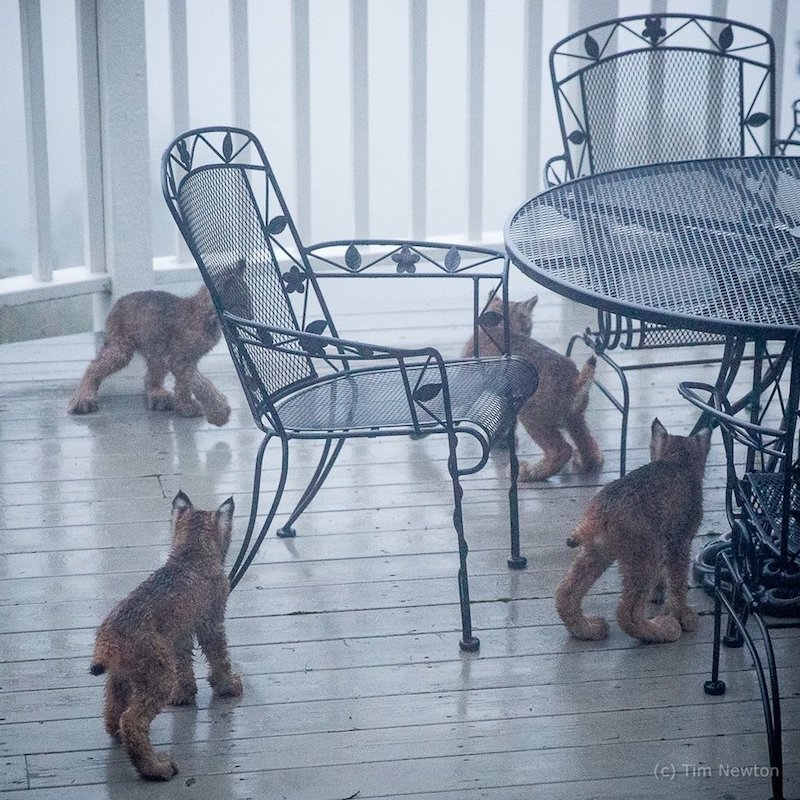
[1,279,798,799]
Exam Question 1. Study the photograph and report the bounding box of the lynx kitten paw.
[68,394,98,414]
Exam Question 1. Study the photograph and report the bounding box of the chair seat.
[274,357,537,438]
[745,472,800,559]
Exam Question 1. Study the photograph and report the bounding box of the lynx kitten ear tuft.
[695,427,713,454]
[651,418,667,438]
[524,295,539,311]
[173,491,193,513]
[218,496,235,517]
[235,258,247,276]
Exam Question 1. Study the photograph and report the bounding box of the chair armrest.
[678,381,789,458]
[543,154,570,188]
[225,313,443,362]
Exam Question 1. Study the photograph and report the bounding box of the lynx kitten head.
[170,490,235,561]
[485,295,538,338]
[650,418,711,479]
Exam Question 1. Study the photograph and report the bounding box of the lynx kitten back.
[464,295,602,480]
[555,419,711,644]
[91,491,243,780]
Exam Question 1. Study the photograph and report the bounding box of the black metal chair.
[545,13,799,475]
[679,377,800,800]
[161,126,539,652]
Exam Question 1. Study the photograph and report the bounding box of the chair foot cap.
[704,680,726,696]
[507,555,528,570]
[723,633,744,648]
[459,636,480,653]
[276,526,297,538]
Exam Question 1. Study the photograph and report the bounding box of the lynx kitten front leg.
[197,615,243,698]
[144,360,174,412]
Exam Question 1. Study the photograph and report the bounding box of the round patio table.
[506,156,800,346]
[505,155,800,608]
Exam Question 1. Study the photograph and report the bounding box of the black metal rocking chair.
[679,377,800,800]
[161,126,538,652]
[545,13,799,476]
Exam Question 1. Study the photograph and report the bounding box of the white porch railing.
[0,0,797,341]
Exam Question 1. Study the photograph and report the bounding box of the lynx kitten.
[464,295,602,480]
[90,492,243,780]
[555,418,711,643]
[69,267,250,425]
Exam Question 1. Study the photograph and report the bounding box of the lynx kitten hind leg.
[191,371,231,427]
[554,543,614,640]
[664,540,699,632]
[518,422,573,481]
[616,560,682,643]
[566,415,604,472]
[69,340,134,414]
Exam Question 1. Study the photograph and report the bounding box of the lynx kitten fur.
[464,295,602,480]
[90,491,242,780]
[555,419,711,644]
[69,266,251,425]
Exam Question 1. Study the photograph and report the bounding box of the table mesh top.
[507,157,800,337]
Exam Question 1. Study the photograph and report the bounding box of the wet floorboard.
[1,282,797,799]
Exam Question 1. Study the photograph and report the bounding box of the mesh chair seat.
[275,357,537,437]
[745,473,800,559]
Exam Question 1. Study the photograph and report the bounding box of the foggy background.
[1,0,798,285]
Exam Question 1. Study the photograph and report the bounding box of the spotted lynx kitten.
[91,491,243,780]
[555,418,711,643]
[69,266,251,426]
[464,295,602,480]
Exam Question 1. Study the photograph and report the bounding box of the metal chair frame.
[680,363,800,800]
[162,126,539,652]
[544,12,800,476]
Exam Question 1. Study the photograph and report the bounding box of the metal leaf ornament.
[281,265,306,294]
[584,34,600,60]
[268,215,288,234]
[479,310,503,329]
[222,132,233,161]
[392,246,421,275]
[176,139,191,169]
[745,112,770,128]
[256,328,274,346]
[567,130,587,145]
[300,320,328,356]
[718,24,734,51]
[345,244,362,271]
[642,16,666,45]
[413,382,443,403]
[444,246,461,272]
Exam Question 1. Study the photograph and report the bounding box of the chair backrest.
[162,127,339,427]
[550,14,775,180]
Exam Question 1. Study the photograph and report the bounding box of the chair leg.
[709,570,784,800]
[446,431,479,653]
[704,554,727,696]
[276,438,345,538]
[506,421,527,570]
[753,612,785,800]
[229,434,290,589]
